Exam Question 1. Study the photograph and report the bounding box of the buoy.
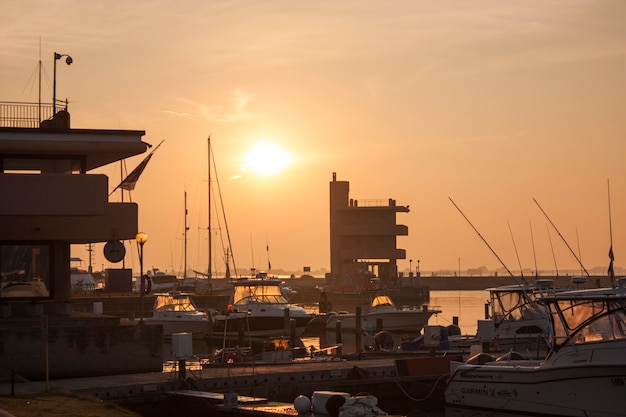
[293,395,311,414]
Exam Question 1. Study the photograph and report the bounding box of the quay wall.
[0,315,163,380]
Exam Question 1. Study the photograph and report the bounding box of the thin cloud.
[161,110,191,117]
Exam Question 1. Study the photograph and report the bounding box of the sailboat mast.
[208,136,212,285]
[184,190,189,280]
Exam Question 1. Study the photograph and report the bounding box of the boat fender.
[312,391,350,416]
[144,275,151,294]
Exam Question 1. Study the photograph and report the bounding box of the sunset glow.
[3,1,626,275]
[243,143,292,176]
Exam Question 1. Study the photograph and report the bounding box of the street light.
[136,232,148,323]
[53,52,73,114]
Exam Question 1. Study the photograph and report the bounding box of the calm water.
[427,289,489,335]
[169,289,492,356]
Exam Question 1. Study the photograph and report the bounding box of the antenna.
[532,197,590,277]
[546,223,559,277]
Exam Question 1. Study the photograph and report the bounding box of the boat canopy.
[490,287,545,324]
[233,281,288,305]
[371,295,394,307]
[153,292,199,312]
[542,289,626,348]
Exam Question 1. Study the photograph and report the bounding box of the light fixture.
[53,52,73,114]
[136,232,148,322]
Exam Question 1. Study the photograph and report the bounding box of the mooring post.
[355,306,362,357]
[335,321,342,356]
[178,359,186,380]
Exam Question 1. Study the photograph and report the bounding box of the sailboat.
[186,136,238,295]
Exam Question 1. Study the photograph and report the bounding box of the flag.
[608,246,616,285]
[110,140,163,195]
[118,153,153,191]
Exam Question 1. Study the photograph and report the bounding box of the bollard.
[335,321,342,356]
[178,359,186,380]
[355,306,361,357]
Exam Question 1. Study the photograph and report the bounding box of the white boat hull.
[326,310,434,334]
[445,342,626,417]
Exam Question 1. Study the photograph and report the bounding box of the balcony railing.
[0,102,65,128]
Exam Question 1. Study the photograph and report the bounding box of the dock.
[0,355,458,416]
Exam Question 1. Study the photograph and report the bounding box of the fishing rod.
[532,197,590,277]
[507,219,525,280]
[529,219,539,279]
[546,223,559,277]
[448,197,519,283]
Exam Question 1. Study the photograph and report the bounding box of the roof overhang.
[0,127,148,171]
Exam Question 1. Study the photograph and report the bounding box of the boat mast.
[208,136,213,288]
[184,190,189,280]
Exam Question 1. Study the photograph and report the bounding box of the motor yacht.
[445,284,626,416]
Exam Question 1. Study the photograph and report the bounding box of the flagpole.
[266,236,271,272]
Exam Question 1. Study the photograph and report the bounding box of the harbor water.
[427,289,488,335]
[170,290,490,357]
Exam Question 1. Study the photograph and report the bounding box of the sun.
[243,142,292,176]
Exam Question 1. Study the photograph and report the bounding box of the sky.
[3,0,626,278]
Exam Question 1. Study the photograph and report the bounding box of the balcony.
[0,102,61,128]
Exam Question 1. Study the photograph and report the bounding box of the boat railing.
[0,101,62,128]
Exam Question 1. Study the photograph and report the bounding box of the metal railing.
[0,102,62,128]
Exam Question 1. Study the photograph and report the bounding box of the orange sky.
[3,1,626,277]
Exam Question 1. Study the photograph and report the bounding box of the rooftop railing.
[0,101,66,128]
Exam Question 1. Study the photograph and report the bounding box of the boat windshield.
[547,296,626,346]
[491,288,543,324]
[371,295,394,307]
[154,294,198,312]
[233,282,288,305]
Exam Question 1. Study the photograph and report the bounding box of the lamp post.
[136,232,148,323]
[53,52,73,114]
